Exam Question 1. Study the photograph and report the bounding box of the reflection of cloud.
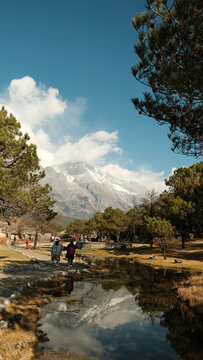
[38,282,175,359]
[39,305,164,359]
[99,309,145,330]
[41,322,104,358]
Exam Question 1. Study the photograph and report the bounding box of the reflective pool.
[37,261,203,360]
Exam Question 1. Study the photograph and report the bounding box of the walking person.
[50,234,55,242]
[51,238,64,264]
[65,239,76,266]
[26,237,31,248]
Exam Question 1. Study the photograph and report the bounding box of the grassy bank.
[177,273,203,312]
[76,239,203,272]
[0,245,31,270]
[0,274,95,360]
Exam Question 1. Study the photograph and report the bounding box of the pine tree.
[132,0,203,156]
[126,206,142,241]
[103,207,128,241]
[143,215,174,258]
[66,219,88,236]
[0,107,56,226]
[87,212,105,238]
[159,161,203,247]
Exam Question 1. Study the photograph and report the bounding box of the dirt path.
[0,245,85,305]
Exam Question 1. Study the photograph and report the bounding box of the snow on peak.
[112,183,137,195]
[65,174,75,183]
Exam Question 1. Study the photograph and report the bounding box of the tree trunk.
[133,222,135,239]
[163,247,167,260]
[116,232,120,242]
[150,235,154,248]
[182,234,186,249]
[33,230,38,249]
[160,239,167,259]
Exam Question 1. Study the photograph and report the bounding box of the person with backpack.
[65,239,76,266]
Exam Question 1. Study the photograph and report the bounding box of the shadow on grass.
[167,241,203,262]
[0,259,32,267]
[101,241,203,263]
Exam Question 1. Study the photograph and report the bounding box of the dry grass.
[177,274,203,311]
[30,240,203,272]
[0,275,85,360]
[0,327,36,360]
[0,291,51,359]
[0,237,7,245]
[0,245,31,269]
[37,349,96,360]
[76,240,203,272]
[131,253,203,272]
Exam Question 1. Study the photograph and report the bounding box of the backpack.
[68,244,75,255]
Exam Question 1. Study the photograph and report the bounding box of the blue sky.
[0,0,200,190]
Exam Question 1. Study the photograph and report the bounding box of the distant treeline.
[65,162,203,250]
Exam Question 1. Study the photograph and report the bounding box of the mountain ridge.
[42,161,147,219]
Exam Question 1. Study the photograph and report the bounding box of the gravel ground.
[0,245,85,305]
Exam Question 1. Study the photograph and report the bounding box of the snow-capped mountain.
[42,161,147,219]
[39,282,142,331]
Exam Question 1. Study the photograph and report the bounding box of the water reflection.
[37,260,203,360]
[38,284,176,359]
[65,279,74,294]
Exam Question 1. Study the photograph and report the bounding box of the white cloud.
[46,130,121,167]
[1,76,67,131]
[101,163,167,192]
[0,76,167,192]
[0,76,121,167]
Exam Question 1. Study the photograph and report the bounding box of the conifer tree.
[143,215,173,258]
[126,206,142,241]
[103,207,128,241]
[132,0,203,156]
[0,107,56,226]
[66,219,88,236]
[87,212,105,238]
[159,161,203,247]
